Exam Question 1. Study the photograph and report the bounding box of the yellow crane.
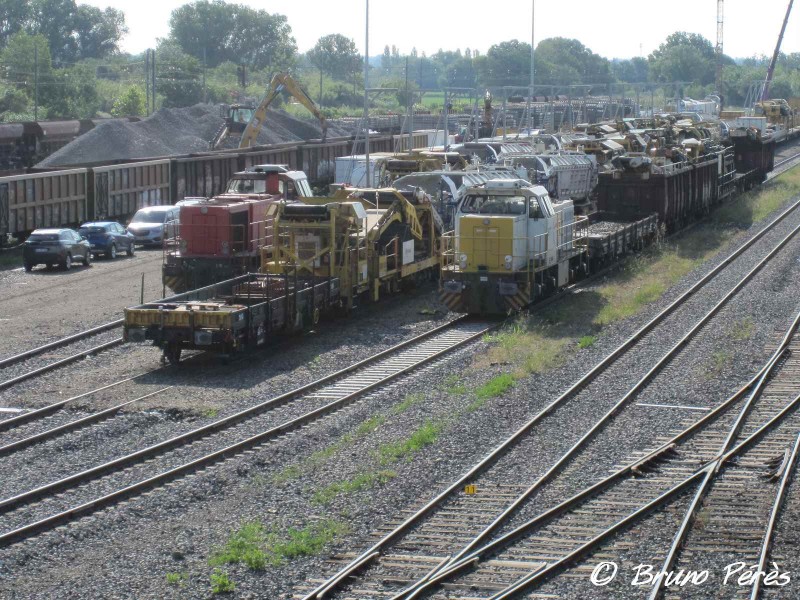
[239,72,328,149]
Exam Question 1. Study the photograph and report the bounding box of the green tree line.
[1,0,799,122]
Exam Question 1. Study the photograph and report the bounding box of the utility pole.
[145,49,150,116]
[319,69,323,108]
[151,49,157,113]
[34,45,38,121]
[203,47,207,104]
[526,0,536,136]
[364,0,370,187]
[405,55,412,151]
[715,0,724,94]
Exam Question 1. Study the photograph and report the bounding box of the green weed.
[378,421,442,465]
[165,572,187,586]
[210,570,234,594]
[578,335,597,349]
[266,520,349,562]
[209,522,268,570]
[312,470,396,504]
[391,392,425,414]
[731,317,755,341]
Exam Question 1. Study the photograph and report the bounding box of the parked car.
[126,205,179,246]
[78,221,135,259]
[23,228,92,272]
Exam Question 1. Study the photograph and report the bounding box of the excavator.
[211,72,328,150]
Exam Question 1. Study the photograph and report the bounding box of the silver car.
[126,206,179,246]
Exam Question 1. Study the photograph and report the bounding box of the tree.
[169,0,296,70]
[111,86,145,117]
[612,57,649,83]
[648,32,716,86]
[0,0,30,48]
[43,64,99,117]
[155,39,202,108]
[0,31,52,96]
[534,38,613,85]
[27,0,79,64]
[307,34,361,82]
[72,5,126,59]
[474,40,530,87]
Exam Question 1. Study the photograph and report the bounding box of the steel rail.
[396,344,794,599]
[646,308,800,600]
[0,320,123,369]
[0,319,493,547]
[0,276,248,389]
[750,432,800,600]
[0,315,473,513]
[0,338,124,392]
[402,216,800,597]
[0,387,173,457]
[489,389,800,599]
[301,193,800,600]
[0,378,135,434]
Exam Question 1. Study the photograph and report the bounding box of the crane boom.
[762,0,794,101]
[240,73,328,149]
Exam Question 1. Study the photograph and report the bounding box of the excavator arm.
[240,72,328,149]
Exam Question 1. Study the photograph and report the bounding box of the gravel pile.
[37,104,356,168]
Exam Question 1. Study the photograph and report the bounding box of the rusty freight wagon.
[595,149,734,231]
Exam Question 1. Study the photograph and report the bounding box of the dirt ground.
[0,248,166,355]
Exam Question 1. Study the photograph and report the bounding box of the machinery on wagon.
[124,187,441,362]
[161,165,313,293]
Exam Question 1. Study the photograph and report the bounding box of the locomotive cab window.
[226,178,266,194]
[461,194,527,215]
[529,197,543,219]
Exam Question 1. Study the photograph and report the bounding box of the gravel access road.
[0,249,164,358]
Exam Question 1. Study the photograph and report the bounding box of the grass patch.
[391,392,425,414]
[209,522,268,570]
[165,572,187,586]
[378,421,442,465]
[265,519,349,561]
[440,374,467,395]
[312,470,396,504]
[355,414,386,435]
[730,317,755,341]
[210,569,234,594]
[713,167,800,227]
[203,408,219,418]
[578,335,597,349]
[702,350,732,380]
[210,520,348,569]
[475,373,515,400]
[491,170,800,379]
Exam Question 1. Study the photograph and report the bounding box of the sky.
[82,0,800,60]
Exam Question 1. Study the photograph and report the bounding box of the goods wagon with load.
[124,188,440,362]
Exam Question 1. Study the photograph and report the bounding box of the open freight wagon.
[124,273,340,364]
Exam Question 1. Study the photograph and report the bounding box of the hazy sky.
[83,0,799,60]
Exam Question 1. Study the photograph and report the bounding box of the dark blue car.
[78,221,136,259]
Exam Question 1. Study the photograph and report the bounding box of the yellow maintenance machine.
[239,72,327,149]
[211,72,327,150]
[262,188,441,309]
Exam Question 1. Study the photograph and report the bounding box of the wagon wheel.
[164,342,182,366]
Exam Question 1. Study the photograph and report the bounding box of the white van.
[126,205,179,246]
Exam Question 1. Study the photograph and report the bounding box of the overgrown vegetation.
[165,572,187,586]
[312,471,396,505]
[210,519,348,570]
[730,317,755,341]
[210,570,234,594]
[475,169,800,391]
[378,421,442,465]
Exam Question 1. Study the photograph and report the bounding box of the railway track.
[298,177,800,598]
[303,313,800,599]
[0,315,494,547]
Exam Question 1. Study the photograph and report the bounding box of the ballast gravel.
[3,192,800,598]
